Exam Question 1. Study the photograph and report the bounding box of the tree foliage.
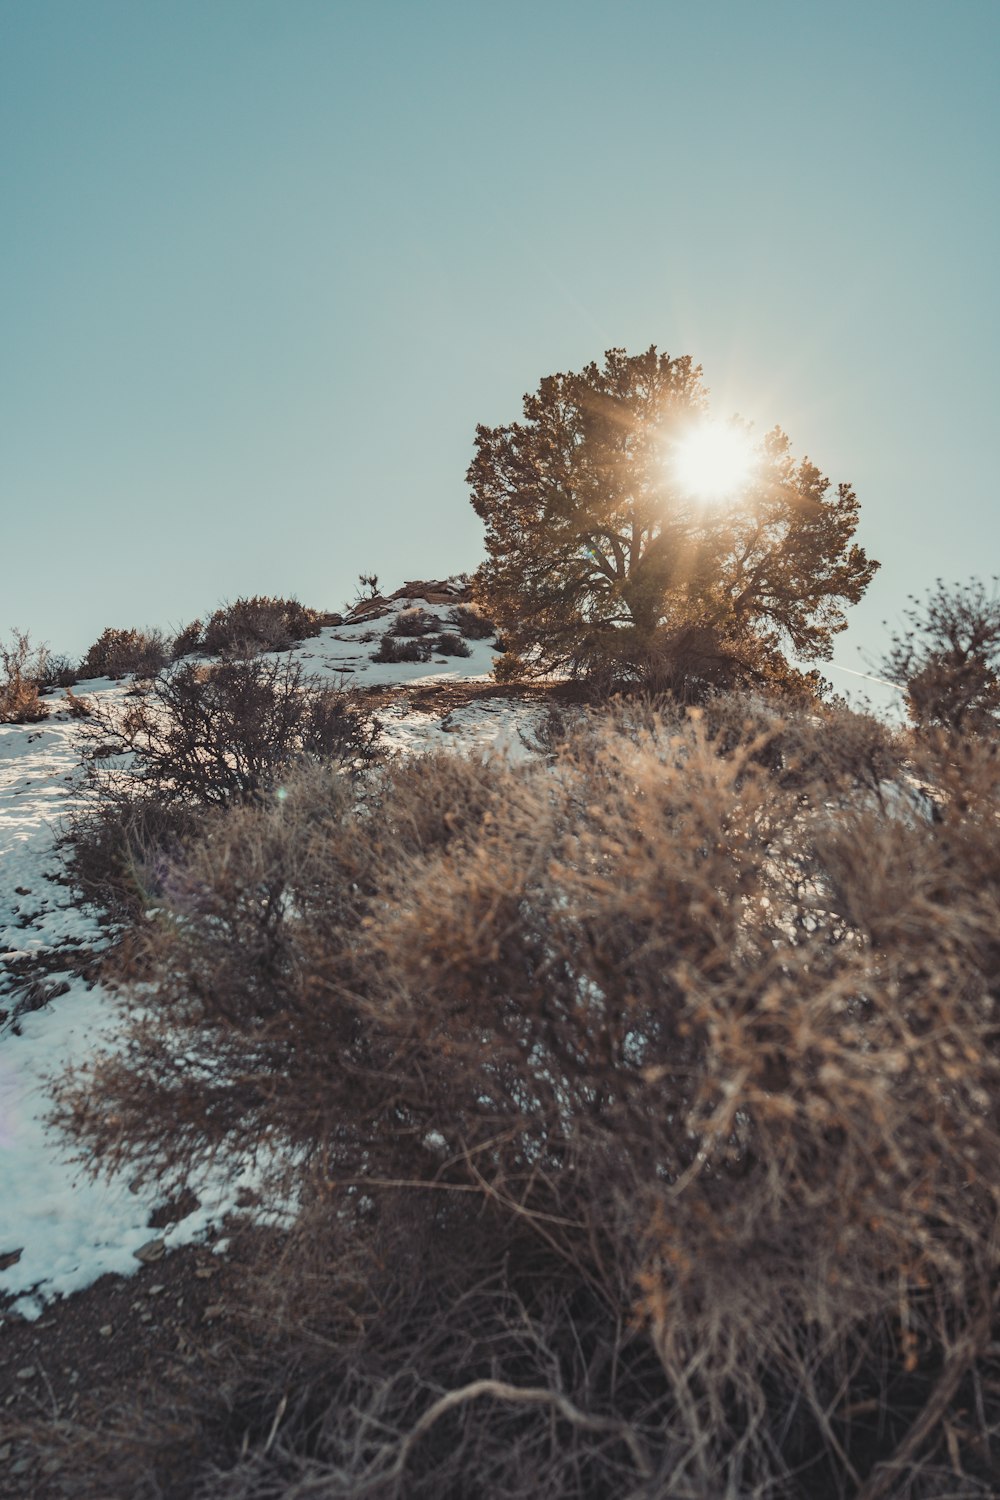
[882,577,1000,734]
[469,346,878,694]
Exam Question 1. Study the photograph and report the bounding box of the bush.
[38,652,79,689]
[371,635,432,664]
[201,596,321,658]
[63,788,201,919]
[79,627,169,681]
[447,602,496,640]
[431,631,471,658]
[171,619,203,659]
[388,607,443,638]
[63,687,92,719]
[0,629,49,722]
[55,698,1000,1496]
[65,658,381,922]
[81,656,382,811]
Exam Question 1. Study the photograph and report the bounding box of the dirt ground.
[355,676,586,716]
[0,1216,263,1499]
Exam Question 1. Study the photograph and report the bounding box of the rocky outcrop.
[344,577,471,622]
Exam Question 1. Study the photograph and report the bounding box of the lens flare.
[672,421,756,500]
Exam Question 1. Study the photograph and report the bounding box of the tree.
[468,346,878,695]
[882,578,1000,734]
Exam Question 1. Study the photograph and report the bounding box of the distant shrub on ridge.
[79,626,169,681]
[387,607,443,639]
[372,635,432,664]
[201,596,321,658]
[883,577,1000,735]
[432,631,471,657]
[448,602,496,640]
[170,619,203,659]
[0,629,50,722]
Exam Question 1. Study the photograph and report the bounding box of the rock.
[15,1365,36,1381]
[147,1187,200,1229]
[203,1303,226,1320]
[345,595,393,620]
[0,1248,23,1271]
[98,1325,113,1338]
[133,1237,166,1263]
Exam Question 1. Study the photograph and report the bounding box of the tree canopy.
[469,347,879,695]
[882,578,1000,734]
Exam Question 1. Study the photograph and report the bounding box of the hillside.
[3,586,1000,1498]
[0,581,543,1319]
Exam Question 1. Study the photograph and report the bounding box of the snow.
[287,604,500,690]
[0,593,539,1318]
[0,978,263,1317]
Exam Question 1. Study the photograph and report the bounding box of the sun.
[671,420,756,500]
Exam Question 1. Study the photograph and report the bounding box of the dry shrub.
[0,628,49,722]
[79,626,169,680]
[39,650,79,688]
[431,630,471,658]
[65,659,380,920]
[63,788,201,919]
[448,602,497,640]
[82,656,381,809]
[171,618,203,658]
[55,699,1000,1497]
[63,686,93,718]
[372,635,431,663]
[201,596,321,658]
[388,607,443,637]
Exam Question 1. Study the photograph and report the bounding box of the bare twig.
[380,1378,652,1488]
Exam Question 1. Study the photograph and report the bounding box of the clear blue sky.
[3,1,998,696]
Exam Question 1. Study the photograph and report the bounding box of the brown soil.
[0,1219,264,1498]
[356,677,590,717]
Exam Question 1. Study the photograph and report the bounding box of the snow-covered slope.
[0,587,540,1317]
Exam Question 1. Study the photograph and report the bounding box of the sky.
[2,0,998,701]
